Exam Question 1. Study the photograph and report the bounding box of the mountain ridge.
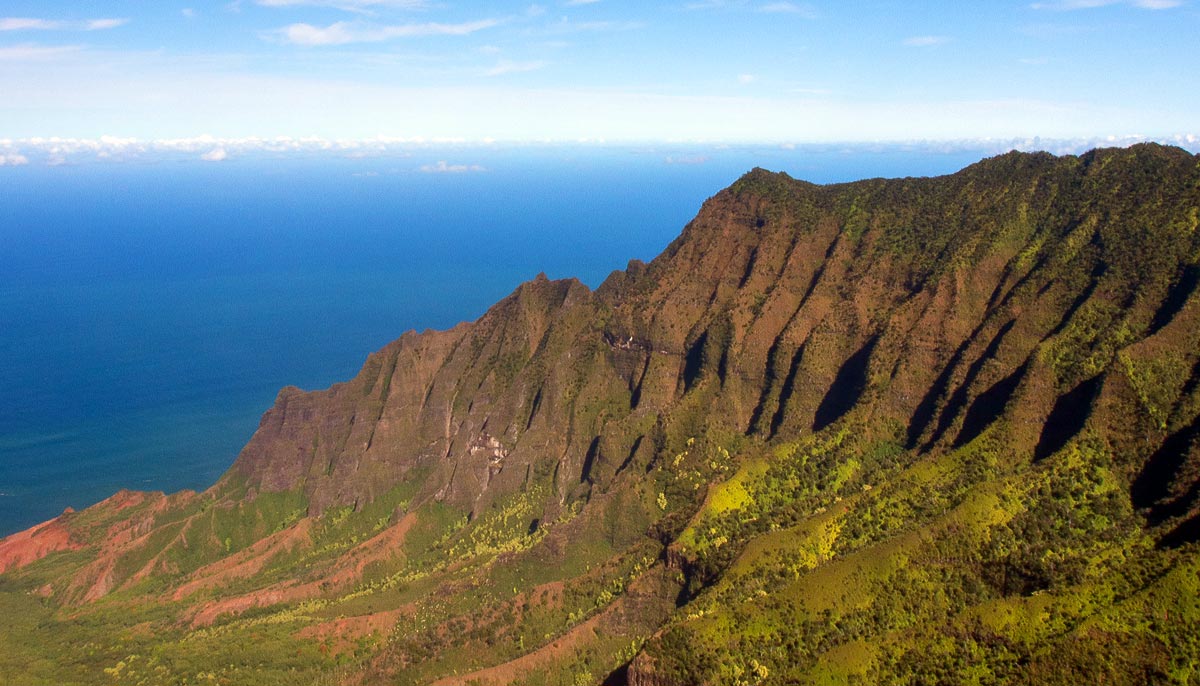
[2,143,1199,685]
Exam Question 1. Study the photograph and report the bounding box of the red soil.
[173,518,315,601]
[429,601,618,686]
[188,512,418,627]
[0,515,80,574]
[297,606,413,654]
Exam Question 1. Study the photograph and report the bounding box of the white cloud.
[257,0,431,10]
[685,0,749,9]
[1,134,1197,168]
[0,17,128,31]
[903,35,950,47]
[86,18,129,30]
[420,160,486,173]
[0,43,83,60]
[759,2,817,17]
[538,18,644,34]
[277,22,353,45]
[686,1,816,15]
[664,154,709,165]
[0,18,59,31]
[484,59,547,76]
[276,18,500,45]
[737,73,757,84]
[1031,0,1182,9]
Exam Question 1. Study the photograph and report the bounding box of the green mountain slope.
[1,144,1198,686]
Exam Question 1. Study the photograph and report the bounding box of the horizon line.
[1,133,1197,168]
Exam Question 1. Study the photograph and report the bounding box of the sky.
[0,0,1197,145]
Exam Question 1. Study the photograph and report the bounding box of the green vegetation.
[2,145,1199,685]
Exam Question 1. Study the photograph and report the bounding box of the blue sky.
[0,0,1197,143]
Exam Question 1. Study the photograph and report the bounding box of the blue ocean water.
[0,144,992,536]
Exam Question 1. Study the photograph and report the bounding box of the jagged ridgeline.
[2,144,1199,686]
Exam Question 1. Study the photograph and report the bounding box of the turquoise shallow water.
[0,144,990,536]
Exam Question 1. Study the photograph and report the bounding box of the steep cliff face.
[227,274,593,513]
[622,145,1200,685]
[224,269,658,525]
[2,144,1198,686]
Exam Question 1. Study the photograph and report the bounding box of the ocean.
[0,143,995,536]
